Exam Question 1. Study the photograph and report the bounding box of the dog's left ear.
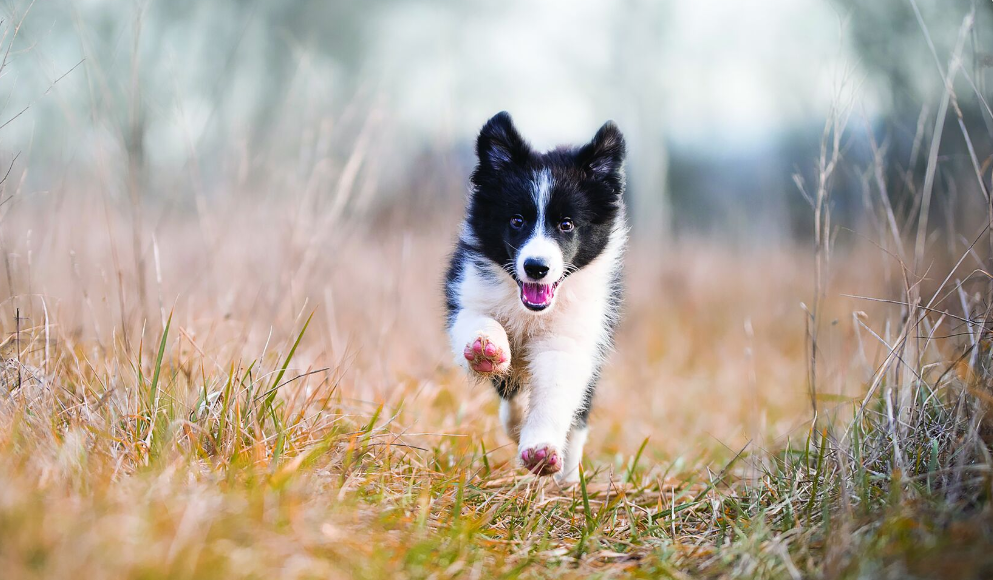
[578,121,626,191]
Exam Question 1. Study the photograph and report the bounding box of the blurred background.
[1,0,989,241]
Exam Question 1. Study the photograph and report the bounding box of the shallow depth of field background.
[1,1,992,578]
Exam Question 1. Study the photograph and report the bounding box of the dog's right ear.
[476,111,530,171]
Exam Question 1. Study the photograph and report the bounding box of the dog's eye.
[509,215,525,230]
[558,218,575,232]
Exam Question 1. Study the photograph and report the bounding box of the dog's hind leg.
[497,385,527,444]
[557,380,596,483]
[557,423,589,484]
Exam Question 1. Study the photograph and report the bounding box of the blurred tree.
[831,0,993,227]
[608,0,672,241]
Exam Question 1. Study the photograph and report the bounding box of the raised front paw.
[463,335,510,376]
[520,443,562,476]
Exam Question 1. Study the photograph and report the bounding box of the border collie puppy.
[445,112,627,483]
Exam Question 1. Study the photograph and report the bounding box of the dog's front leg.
[449,310,511,376]
[518,342,593,479]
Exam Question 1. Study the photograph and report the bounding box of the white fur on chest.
[455,225,625,374]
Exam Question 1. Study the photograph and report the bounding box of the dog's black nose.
[523,259,549,280]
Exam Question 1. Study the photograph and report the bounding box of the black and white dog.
[445,112,627,483]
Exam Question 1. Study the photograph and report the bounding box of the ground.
[0,200,990,579]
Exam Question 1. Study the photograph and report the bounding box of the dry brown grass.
[0,190,921,579]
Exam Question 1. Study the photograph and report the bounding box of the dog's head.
[466,111,626,313]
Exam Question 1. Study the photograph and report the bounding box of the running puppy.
[445,112,627,483]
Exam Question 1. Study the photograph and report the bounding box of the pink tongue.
[522,282,554,305]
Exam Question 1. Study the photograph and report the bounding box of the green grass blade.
[147,311,173,412]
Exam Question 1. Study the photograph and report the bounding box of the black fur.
[492,376,522,400]
[464,112,625,283]
[444,241,469,327]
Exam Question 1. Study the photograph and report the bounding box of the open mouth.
[518,280,561,311]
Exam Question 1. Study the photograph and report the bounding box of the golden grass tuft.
[5,189,983,578]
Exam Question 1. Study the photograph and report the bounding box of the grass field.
[1,167,991,578]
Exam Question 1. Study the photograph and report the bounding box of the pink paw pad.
[520,444,561,476]
[463,336,508,375]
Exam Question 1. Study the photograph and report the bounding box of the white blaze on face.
[516,169,565,310]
